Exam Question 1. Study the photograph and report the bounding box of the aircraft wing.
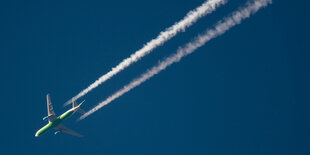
[55,124,84,137]
[46,94,57,122]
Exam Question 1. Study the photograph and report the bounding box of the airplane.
[35,94,86,137]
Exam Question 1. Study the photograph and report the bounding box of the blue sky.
[0,0,309,154]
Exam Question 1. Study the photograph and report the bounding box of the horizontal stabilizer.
[73,100,86,115]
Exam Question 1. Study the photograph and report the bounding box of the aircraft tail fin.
[73,100,86,114]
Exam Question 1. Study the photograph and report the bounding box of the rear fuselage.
[35,109,74,137]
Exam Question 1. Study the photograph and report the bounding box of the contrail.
[64,0,227,106]
[79,0,272,120]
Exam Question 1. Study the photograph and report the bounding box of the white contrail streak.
[64,0,227,106]
[79,0,272,120]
